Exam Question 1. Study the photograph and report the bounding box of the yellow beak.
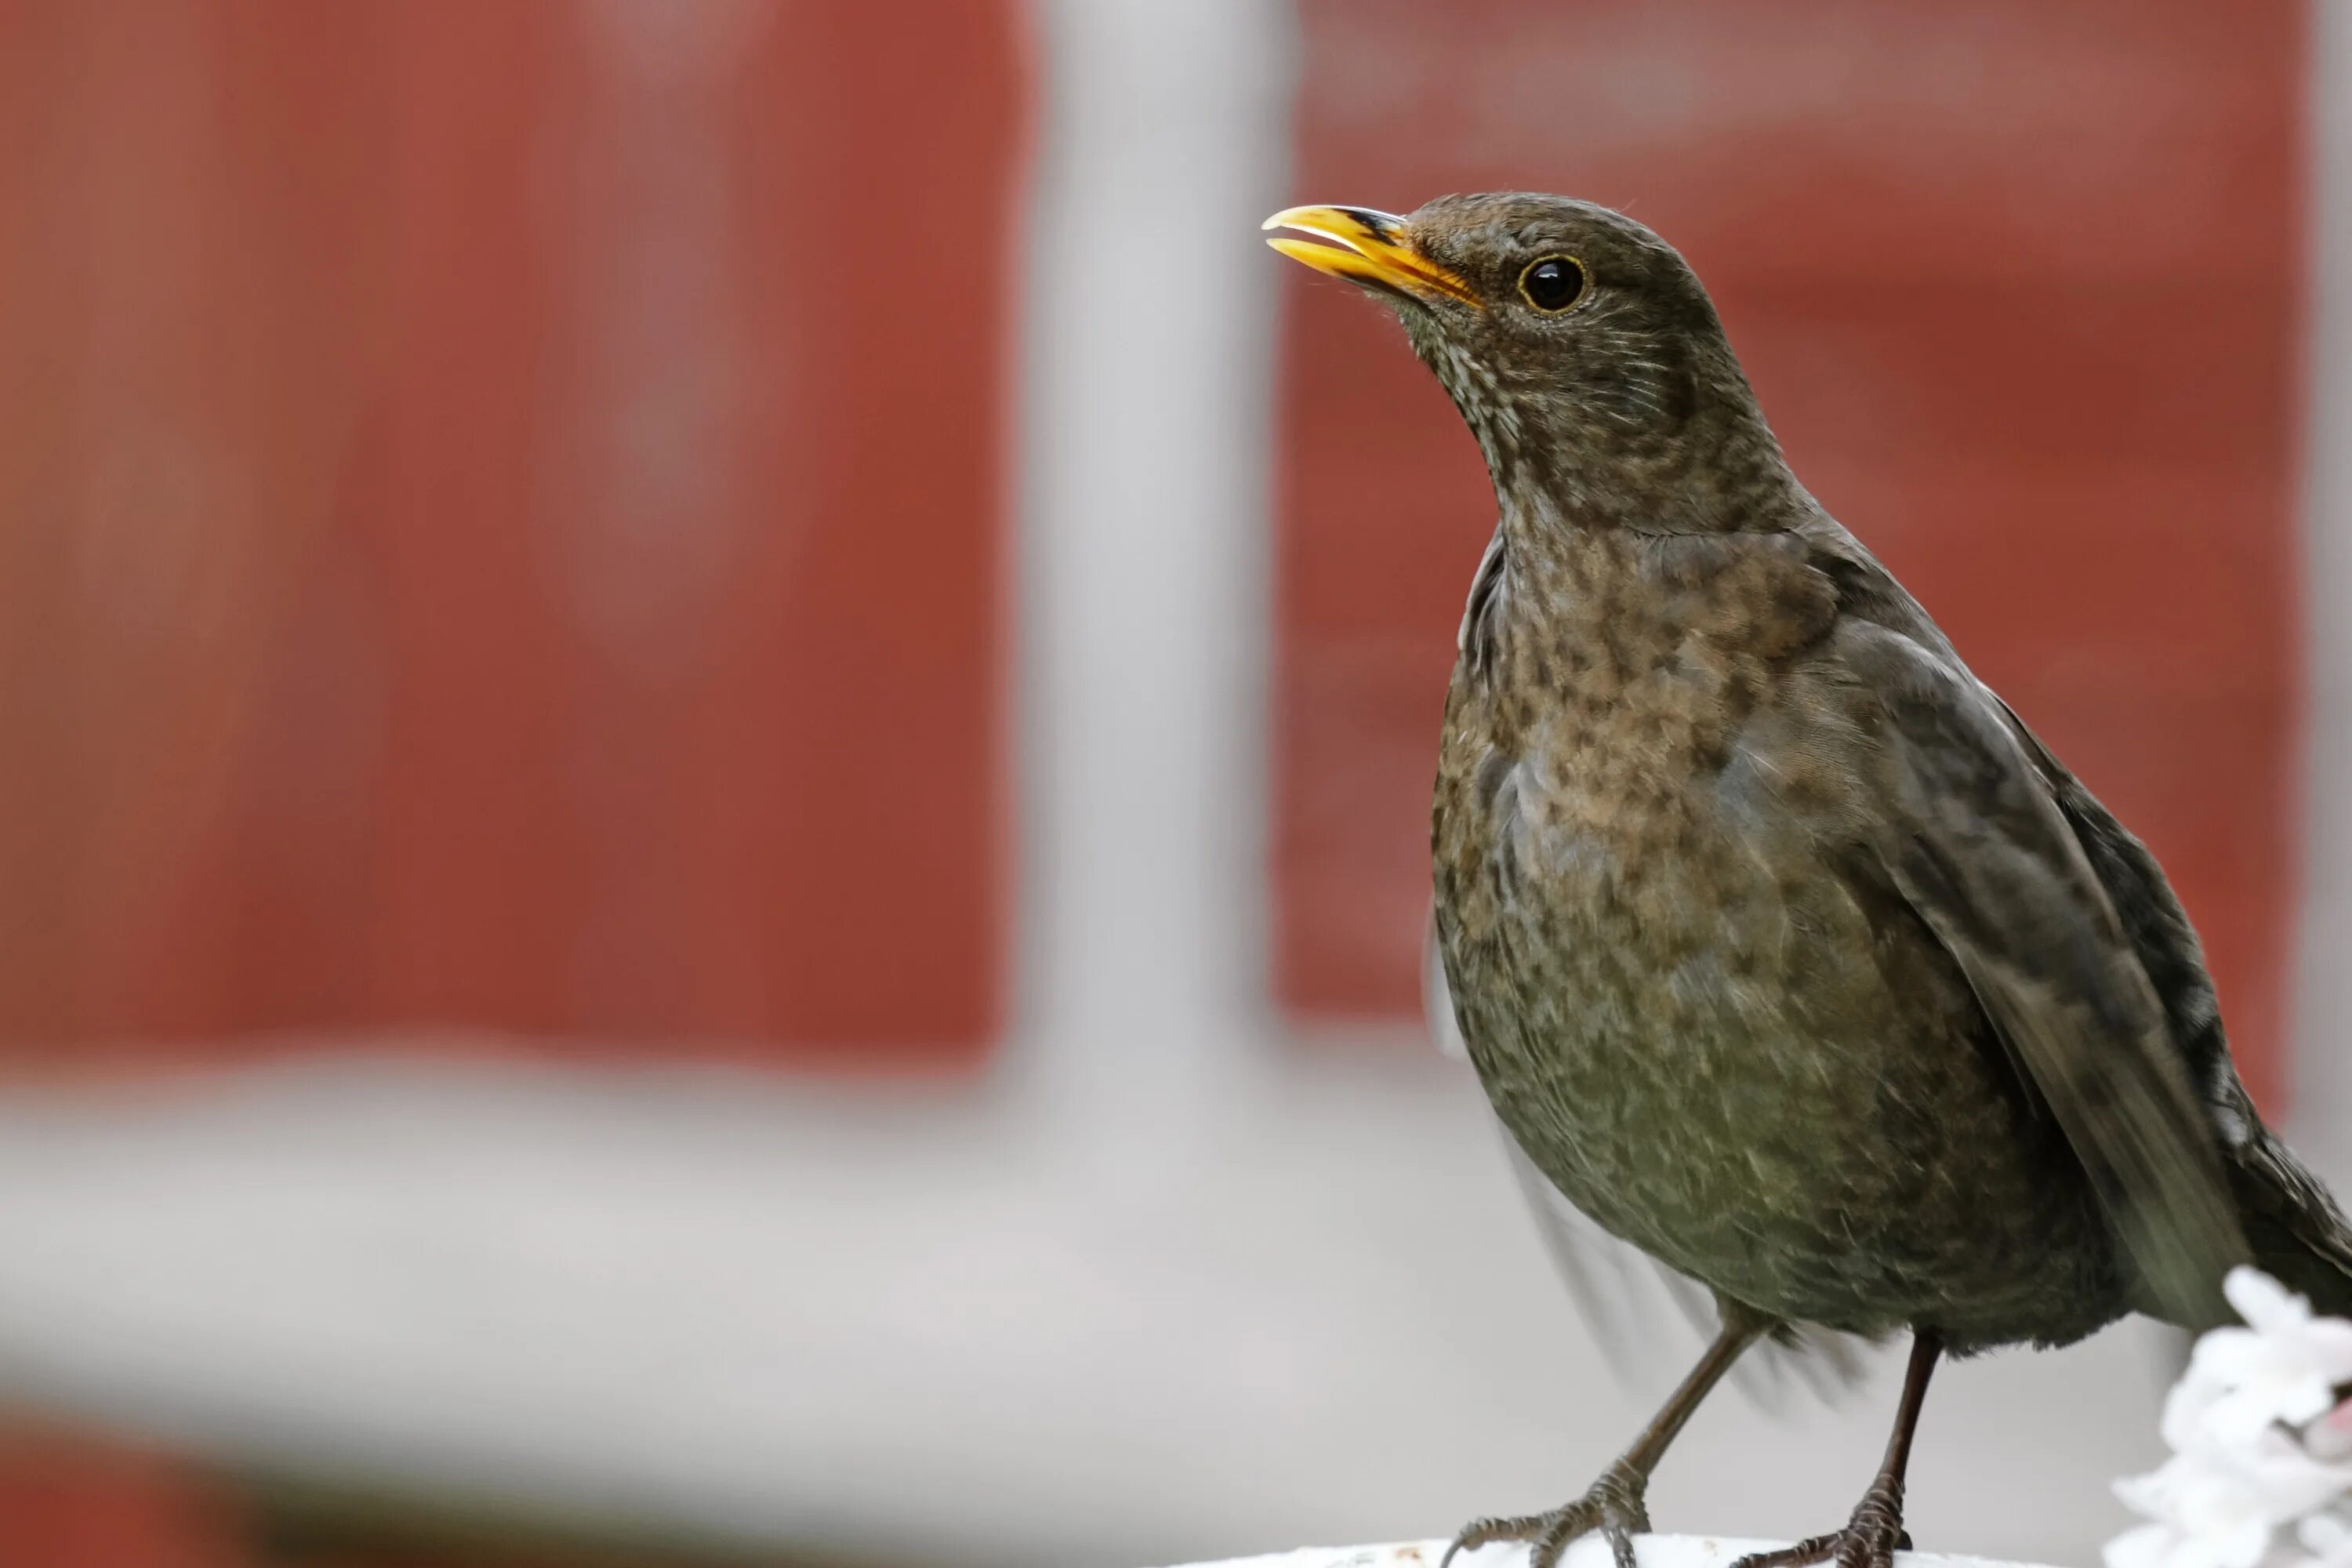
[1261,205,1479,309]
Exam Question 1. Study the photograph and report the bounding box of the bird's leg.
[1731,1331,1944,1568]
[1445,1310,1769,1568]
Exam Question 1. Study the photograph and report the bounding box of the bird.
[1262,193,2352,1568]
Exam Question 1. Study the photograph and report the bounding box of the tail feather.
[2230,1126,2352,1320]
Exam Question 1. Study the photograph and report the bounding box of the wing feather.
[1857,630,2249,1329]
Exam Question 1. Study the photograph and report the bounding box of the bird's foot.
[1729,1479,1911,1568]
[1443,1460,1650,1568]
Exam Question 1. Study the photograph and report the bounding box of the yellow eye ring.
[1519,255,1589,313]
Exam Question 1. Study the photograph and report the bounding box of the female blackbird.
[1264,194,2352,1568]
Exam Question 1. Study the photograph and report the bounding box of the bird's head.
[1264,192,1798,535]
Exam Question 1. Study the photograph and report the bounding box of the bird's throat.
[1483,406,1810,547]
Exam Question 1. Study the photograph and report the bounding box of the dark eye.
[1518,256,1588,313]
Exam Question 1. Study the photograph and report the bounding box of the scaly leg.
[1731,1330,1944,1568]
[1445,1309,1770,1568]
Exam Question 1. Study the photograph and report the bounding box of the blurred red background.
[0,0,1027,1073]
[0,1426,245,1568]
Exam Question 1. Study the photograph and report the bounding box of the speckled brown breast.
[1429,525,2125,1352]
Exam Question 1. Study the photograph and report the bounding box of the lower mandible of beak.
[1261,205,1479,308]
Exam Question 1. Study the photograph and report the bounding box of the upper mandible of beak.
[1261,205,1479,309]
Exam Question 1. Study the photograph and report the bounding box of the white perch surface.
[1178,1536,2039,1568]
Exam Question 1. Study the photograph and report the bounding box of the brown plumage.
[1265,194,2352,1568]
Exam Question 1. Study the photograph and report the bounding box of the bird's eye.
[1518,256,1588,314]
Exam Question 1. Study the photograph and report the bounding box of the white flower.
[2308,1402,2352,1466]
[2111,1434,2352,1568]
[2111,1269,2352,1568]
[2175,1271,2352,1450]
[2107,1456,2271,1568]
[2300,1511,2352,1568]
[2106,1522,2175,1568]
[2239,1431,2352,1522]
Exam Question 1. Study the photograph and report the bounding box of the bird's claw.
[1728,1483,1910,1568]
[1442,1461,1650,1568]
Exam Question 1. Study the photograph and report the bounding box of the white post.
[2292,0,2352,1174]
[1010,0,1298,1149]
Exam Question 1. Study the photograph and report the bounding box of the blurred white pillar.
[2293,0,2352,1167]
[2296,0,2352,1154]
[1011,0,1298,1138]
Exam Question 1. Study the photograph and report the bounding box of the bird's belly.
[1441,794,2122,1348]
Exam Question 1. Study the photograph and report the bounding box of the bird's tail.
[2229,1129,2352,1321]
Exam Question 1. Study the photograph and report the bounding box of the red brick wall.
[0,2,1029,1068]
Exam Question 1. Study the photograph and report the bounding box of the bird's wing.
[1853,626,2250,1328]
[1987,696,2238,1117]
[1992,695,2352,1316]
[1424,916,1864,1399]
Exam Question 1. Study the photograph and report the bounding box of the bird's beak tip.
[1261,203,1478,309]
